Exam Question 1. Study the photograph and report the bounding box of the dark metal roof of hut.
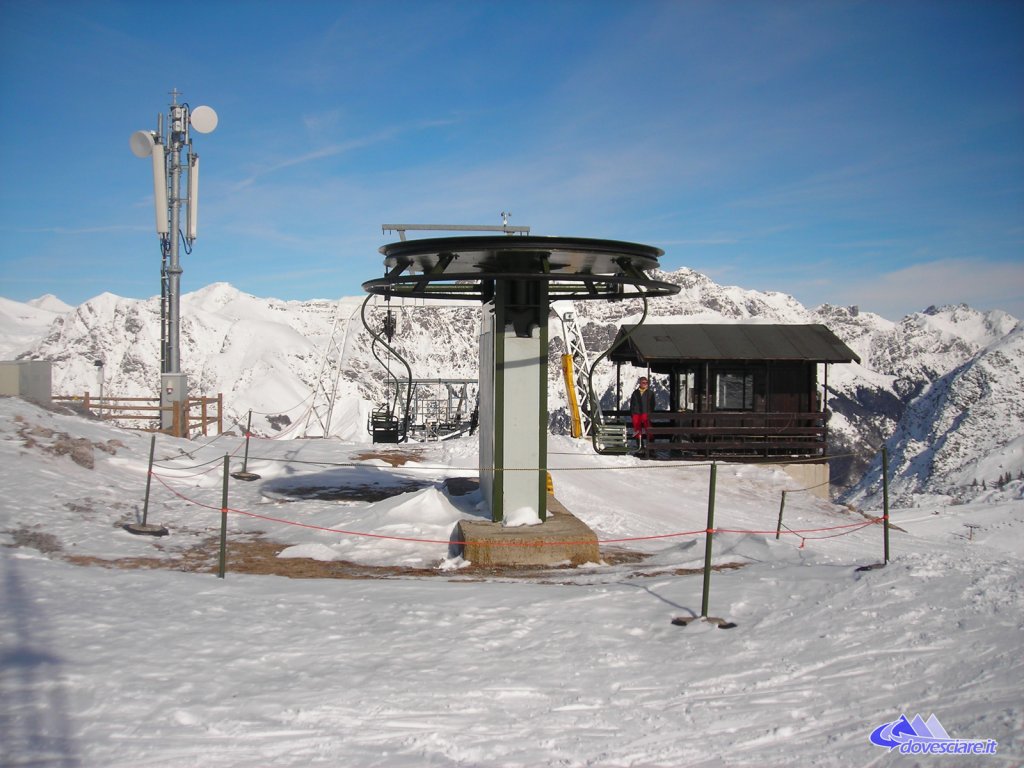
[608,324,861,365]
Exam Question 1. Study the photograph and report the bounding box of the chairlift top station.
[363,233,680,525]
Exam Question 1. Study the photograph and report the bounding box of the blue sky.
[1,0,1022,320]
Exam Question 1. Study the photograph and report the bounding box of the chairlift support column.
[363,235,679,523]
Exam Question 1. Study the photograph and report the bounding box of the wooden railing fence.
[53,392,223,438]
[602,409,829,458]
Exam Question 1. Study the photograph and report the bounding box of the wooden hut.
[606,323,859,459]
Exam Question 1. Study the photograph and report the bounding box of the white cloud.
[816,258,1024,319]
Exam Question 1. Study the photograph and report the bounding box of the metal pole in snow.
[882,446,891,563]
[775,490,786,540]
[142,433,156,526]
[241,410,253,473]
[218,454,229,579]
[700,462,717,618]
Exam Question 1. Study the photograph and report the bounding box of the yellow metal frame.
[561,353,583,438]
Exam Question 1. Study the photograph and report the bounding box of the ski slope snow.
[1,397,1022,766]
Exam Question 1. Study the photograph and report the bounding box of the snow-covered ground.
[2,396,1021,767]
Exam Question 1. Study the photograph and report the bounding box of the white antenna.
[186,154,199,240]
[189,105,218,134]
[130,91,217,433]
[129,130,155,158]
[151,143,168,234]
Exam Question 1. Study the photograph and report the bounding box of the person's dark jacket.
[630,387,655,415]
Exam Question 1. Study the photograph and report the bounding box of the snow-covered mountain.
[4,270,1022,508]
[0,294,72,359]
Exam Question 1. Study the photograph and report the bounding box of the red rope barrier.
[153,442,245,477]
[718,518,881,536]
[149,473,880,549]
[153,472,223,512]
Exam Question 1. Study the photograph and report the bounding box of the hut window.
[675,369,697,410]
[715,371,754,410]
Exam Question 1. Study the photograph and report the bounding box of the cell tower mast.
[131,90,218,432]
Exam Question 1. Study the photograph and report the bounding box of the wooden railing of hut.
[603,410,828,458]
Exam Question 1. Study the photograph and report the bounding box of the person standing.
[630,376,655,446]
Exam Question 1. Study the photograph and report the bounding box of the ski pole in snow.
[218,454,229,578]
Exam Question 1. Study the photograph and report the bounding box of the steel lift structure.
[363,235,679,523]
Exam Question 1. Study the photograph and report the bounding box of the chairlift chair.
[586,295,651,456]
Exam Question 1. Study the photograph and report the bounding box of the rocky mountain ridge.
[4,270,1022,508]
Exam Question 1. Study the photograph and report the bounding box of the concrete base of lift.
[454,495,600,567]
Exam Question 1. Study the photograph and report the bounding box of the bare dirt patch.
[52,539,417,578]
[14,414,125,469]
[624,560,747,578]
[352,449,427,467]
[20,532,745,582]
[6,528,64,555]
[57,536,584,580]
[5,499,742,582]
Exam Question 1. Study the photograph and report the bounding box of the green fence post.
[231,410,261,481]
[700,462,717,618]
[775,490,786,540]
[124,433,169,537]
[218,454,229,579]
[882,445,891,563]
[142,433,156,526]
[242,410,252,473]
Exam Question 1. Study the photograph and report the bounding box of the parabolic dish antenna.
[129,130,155,158]
[190,105,218,134]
